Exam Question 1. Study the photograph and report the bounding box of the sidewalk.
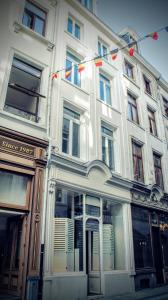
[99,285,168,300]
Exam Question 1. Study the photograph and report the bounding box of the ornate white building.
[0,1,168,300]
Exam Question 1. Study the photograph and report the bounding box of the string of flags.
[51,26,168,80]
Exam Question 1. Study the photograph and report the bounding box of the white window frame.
[99,73,112,105]
[101,125,115,170]
[62,107,80,157]
[66,51,81,87]
[67,15,81,40]
[98,40,108,61]
[124,59,134,80]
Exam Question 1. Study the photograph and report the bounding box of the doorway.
[86,219,101,295]
[0,212,27,297]
[152,226,164,285]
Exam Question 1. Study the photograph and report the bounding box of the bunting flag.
[129,47,134,56]
[51,72,58,79]
[78,63,85,73]
[111,49,118,60]
[94,57,103,67]
[148,31,158,40]
[65,68,72,78]
[112,54,118,60]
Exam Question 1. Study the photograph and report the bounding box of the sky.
[97,0,168,82]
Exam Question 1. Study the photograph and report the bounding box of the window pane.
[34,17,44,35]
[100,80,104,101]
[22,12,31,28]
[98,41,101,56]
[103,45,107,60]
[128,102,132,120]
[25,2,46,19]
[64,107,80,120]
[67,17,73,34]
[74,65,80,86]
[72,122,79,157]
[106,84,111,105]
[108,139,114,170]
[102,136,106,163]
[66,59,72,81]
[62,118,70,154]
[75,23,80,39]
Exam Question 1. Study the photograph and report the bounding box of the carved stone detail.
[49,181,56,194]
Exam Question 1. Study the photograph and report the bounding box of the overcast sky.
[97,0,168,82]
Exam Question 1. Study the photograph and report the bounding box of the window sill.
[62,78,89,95]
[127,119,145,131]
[60,152,86,164]
[97,98,121,114]
[123,73,140,89]
[0,109,46,131]
[13,21,54,51]
[148,132,163,142]
[144,91,157,102]
[65,30,88,49]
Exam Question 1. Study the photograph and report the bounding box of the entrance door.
[152,226,164,284]
[86,219,101,295]
[0,214,27,296]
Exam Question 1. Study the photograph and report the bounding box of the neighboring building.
[0,1,168,300]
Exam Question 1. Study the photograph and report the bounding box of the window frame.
[127,92,139,124]
[143,75,152,95]
[132,140,144,183]
[162,97,168,117]
[62,107,80,158]
[101,125,115,170]
[65,51,81,87]
[78,0,93,11]
[67,15,81,40]
[153,152,164,189]
[98,40,108,61]
[22,0,47,36]
[147,107,157,136]
[124,59,134,80]
[99,73,112,106]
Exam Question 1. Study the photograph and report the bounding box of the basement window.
[4,57,45,122]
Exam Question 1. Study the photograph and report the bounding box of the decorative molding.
[49,181,56,194]
[49,0,57,7]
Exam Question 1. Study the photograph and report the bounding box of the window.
[148,108,157,136]
[121,34,138,52]
[103,201,125,270]
[22,1,46,36]
[143,75,152,95]
[132,206,153,269]
[153,153,164,188]
[4,57,44,122]
[54,189,83,272]
[124,60,134,79]
[99,74,111,105]
[67,16,80,39]
[65,51,81,87]
[78,0,93,11]
[62,107,80,157]
[163,97,168,117]
[127,93,139,124]
[98,40,108,60]
[132,141,144,182]
[101,125,114,170]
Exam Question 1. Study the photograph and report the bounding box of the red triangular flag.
[129,48,134,56]
[51,72,58,79]
[152,32,158,40]
[112,54,117,60]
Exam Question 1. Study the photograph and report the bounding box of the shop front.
[0,126,48,300]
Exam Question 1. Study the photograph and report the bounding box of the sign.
[0,136,35,158]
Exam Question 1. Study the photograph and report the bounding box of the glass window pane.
[98,41,101,56]
[74,65,80,86]
[22,12,31,28]
[72,122,79,157]
[25,2,46,19]
[34,17,44,35]
[75,23,80,39]
[64,107,80,120]
[106,84,111,105]
[62,118,70,154]
[100,80,104,100]
[0,171,29,206]
[108,139,114,170]
[67,17,73,33]
[66,59,72,81]
[102,136,106,163]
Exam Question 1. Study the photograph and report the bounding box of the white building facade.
[0,1,168,300]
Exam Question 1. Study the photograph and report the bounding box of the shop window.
[65,51,81,87]
[101,125,114,170]
[62,107,80,157]
[132,140,144,183]
[54,189,83,272]
[103,200,125,270]
[67,16,80,40]
[147,107,157,136]
[124,60,134,80]
[132,206,153,269]
[22,0,46,36]
[99,73,111,105]
[153,153,164,188]
[127,92,139,124]
[4,57,45,122]
[98,40,108,60]
[143,75,152,95]
[0,170,29,207]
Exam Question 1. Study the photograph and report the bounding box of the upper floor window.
[143,75,152,95]
[78,0,93,11]
[65,51,81,87]
[98,40,108,60]
[148,107,157,136]
[22,1,46,36]
[67,16,80,40]
[163,97,168,117]
[62,107,80,158]
[4,57,44,122]
[127,93,139,124]
[101,125,114,170]
[132,141,144,183]
[153,153,164,188]
[124,60,134,79]
[99,74,111,105]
